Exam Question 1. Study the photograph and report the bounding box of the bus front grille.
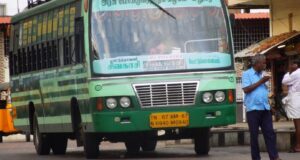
[133,81,198,108]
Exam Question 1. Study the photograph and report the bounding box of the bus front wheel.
[194,127,210,155]
[25,132,31,142]
[141,140,157,152]
[125,141,140,154]
[0,134,3,143]
[33,114,51,155]
[141,131,157,152]
[50,134,68,155]
[83,133,100,159]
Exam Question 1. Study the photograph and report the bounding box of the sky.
[1,0,269,16]
[1,0,28,16]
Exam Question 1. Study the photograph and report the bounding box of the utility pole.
[17,0,20,13]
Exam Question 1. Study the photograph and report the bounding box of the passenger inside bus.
[91,7,228,59]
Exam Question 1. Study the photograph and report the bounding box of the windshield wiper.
[148,0,176,20]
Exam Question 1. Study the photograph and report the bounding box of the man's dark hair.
[292,59,300,67]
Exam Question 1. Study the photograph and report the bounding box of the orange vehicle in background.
[0,83,19,142]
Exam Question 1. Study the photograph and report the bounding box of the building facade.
[0,4,6,16]
[0,15,10,83]
[270,0,300,35]
[233,13,270,53]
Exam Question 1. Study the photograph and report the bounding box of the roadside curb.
[166,128,296,152]
[1,134,32,143]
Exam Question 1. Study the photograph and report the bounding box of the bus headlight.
[215,91,225,102]
[106,98,117,109]
[203,92,213,103]
[120,97,131,108]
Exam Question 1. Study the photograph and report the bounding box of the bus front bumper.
[91,104,236,133]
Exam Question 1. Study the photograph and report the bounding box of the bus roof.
[11,0,77,23]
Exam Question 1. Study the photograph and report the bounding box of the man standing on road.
[242,54,281,160]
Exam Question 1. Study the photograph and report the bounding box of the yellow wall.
[271,0,300,35]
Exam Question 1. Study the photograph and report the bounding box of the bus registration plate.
[150,112,189,128]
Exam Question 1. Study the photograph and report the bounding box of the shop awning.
[235,31,300,58]
[234,13,269,20]
[0,17,11,24]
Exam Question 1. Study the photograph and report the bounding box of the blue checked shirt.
[242,68,270,112]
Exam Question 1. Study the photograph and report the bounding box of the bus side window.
[27,47,32,72]
[23,48,28,73]
[52,9,59,67]
[37,44,42,70]
[75,17,84,63]
[47,42,53,68]
[58,7,64,66]
[59,39,64,66]
[41,43,47,69]
[18,49,22,73]
[63,5,71,65]
[52,40,58,67]
[32,46,37,71]
[63,38,70,65]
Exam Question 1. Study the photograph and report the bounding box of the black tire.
[26,132,31,142]
[71,98,83,146]
[83,133,100,159]
[141,140,157,152]
[50,134,68,155]
[194,128,210,156]
[141,131,157,152]
[33,114,51,155]
[125,140,141,154]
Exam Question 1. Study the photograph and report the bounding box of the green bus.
[9,0,236,158]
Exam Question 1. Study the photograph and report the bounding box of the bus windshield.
[91,0,232,74]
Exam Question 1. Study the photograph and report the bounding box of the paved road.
[0,138,299,160]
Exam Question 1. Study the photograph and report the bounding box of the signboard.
[93,52,231,74]
[93,0,222,12]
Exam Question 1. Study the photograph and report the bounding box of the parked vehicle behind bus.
[0,83,19,142]
[9,0,236,158]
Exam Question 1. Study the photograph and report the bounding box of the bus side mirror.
[230,14,235,27]
[0,100,7,109]
[75,17,85,63]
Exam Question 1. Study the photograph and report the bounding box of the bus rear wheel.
[33,114,51,155]
[83,133,100,159]
[194,127,210,156]
[0,134,3,143]
[25,132,31,142]
[50,134,68,155]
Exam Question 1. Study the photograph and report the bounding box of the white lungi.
[283,92,300,119]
